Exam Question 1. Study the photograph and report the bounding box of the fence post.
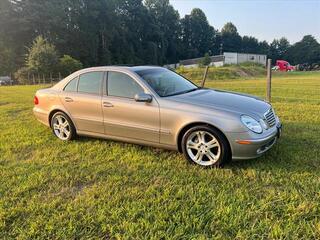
[58,72,62,81]
[266,59,272,102]
[201,66,209,88]
[32,74,35,85]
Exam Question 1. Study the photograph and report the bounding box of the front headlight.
[241,115,263,134]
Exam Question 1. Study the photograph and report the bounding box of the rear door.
[60,71,104,134]
[102,71,160,143]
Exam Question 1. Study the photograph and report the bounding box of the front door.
[60,71,104,134]
[102,71,160,143]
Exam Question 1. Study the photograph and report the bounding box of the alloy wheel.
[52,115,71,140]
[186,130,221,166]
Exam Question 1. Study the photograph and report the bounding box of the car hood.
[169,88,271,117]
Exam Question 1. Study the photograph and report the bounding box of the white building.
[224,52,267,66]
[178,52,267,68]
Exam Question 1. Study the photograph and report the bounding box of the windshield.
[136,68,198,97]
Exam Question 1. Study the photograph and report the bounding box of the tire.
[181,125,231,168]
[51,112,76,141]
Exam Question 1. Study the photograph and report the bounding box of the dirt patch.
[0,102,9,106]
[234,68,250,77]
[6,107,29,118]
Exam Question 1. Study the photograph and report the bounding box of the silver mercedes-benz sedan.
[33,66,282,167]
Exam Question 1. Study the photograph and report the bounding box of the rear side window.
[78,72,103,94]
[108,72,144,98]
[64,77,78,92]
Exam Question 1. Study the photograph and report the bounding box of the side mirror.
[134,93,153,103]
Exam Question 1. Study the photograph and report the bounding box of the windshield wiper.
[164,87,199,97]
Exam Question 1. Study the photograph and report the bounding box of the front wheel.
[181,126,230,168]
[51,112,76,141]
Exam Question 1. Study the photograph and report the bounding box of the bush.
[58,55,83,77]
[198,53,211,67]
[14,67,33,84]
[14,67,55,84]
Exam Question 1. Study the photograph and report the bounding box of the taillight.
[34,96,39,105]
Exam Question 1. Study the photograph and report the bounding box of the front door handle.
[65,97,73,102]
[103,102,113,107]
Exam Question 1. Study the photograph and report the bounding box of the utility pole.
[266,59,272,102]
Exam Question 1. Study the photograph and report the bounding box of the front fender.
[159,105,246,147]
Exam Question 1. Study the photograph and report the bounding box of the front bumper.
[228,123,282,160]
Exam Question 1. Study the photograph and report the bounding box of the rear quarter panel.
[33,88,68,127]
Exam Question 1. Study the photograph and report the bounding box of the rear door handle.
[65,97,73,102]
[103,102,113,107]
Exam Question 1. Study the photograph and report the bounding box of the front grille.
[264,108,276,127]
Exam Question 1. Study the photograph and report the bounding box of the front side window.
[78,72,103,94]
[108,72,144,98]
[136,68,198,97]
[64,77,78,92]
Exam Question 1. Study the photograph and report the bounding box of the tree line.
[0,0,319,76]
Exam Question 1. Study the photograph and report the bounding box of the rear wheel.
[181,126,230,168]
[51,112,76,141]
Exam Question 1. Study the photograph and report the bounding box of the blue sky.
[169,0,320,44]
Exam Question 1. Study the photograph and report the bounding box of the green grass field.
[0,71,320,239]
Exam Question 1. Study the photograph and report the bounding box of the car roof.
[130,66,163,72]
[51,65,164,90]
[79,65,163,73]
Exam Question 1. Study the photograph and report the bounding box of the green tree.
[286,35,320,64]
[258,40,270,55]
[0,0,20,73]
[268,37,290,63]
[109,0,155,64]
[26,36,58,74]
[0,0,70,67]
[221,22,242,53]
[199,53,211,66]
[181,8,216,59]
[269,40,279,62]
[1,0,318,70]
[58,55,83,77]
[0,0,116,67]
[145,0,181,64]
[67,0,116,66]
[0,42,15,75]
[241,36,259,53]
